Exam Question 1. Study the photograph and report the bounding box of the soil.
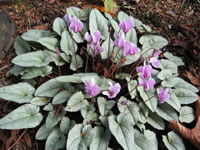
[0,0,200,149]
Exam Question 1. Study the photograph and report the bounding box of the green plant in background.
[0,6,198,150]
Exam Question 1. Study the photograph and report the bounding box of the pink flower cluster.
[84,78,121,99]
[64,14,83,33]
[84,31,104,55]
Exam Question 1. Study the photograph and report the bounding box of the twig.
[8,129,27,150]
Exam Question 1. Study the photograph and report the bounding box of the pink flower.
[140,77,155,91]
[136,64,152,79]
[102,82,121,99]
[84,31,104,55]
[122,41,138,56]
[64,15,83,33]
[114,32,126,50]
[158,88,170,103]
[150,50,161,68]
[119,17,134,33]
[84,78,100,97]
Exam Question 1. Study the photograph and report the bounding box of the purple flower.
[119,17,134,33]
[84,31,104,55]
[84,78,100,97]
[140,77,155,91]
[114,32,126,49]
[92,31,101,44]
[102,82,121,98]
[84,32,92,42]
[123,41,138,56]
[136,63,152,79]
[158,88,170,103]
[64,15,83,33]
[150,50,161,68]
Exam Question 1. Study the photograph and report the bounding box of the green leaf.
[14,36,31,55]
[38,37,59,52]
[166,89,181,112]
[104,0,118,13]
[134,18,152,32]
[179,106,195,123]
[162,131,185,150]
[31,97,49,106]
[139,35,168,50]
[44,50,66,66]
[160,59,178,73]
[60,116,75,135]
[57,73,97,83]
[45,128,66,150]
[97,97,115,116]
[22,66,52,79]
[138,86,157,112]
[164,52,184,66]
[117,11,129,22]
[115,73,132,80]
[147,112,165,130]
[12,51,52,67]
[22,30,55,42]
[0,83,35,103]
[65,91,89,112]
[45,109,66,129]
[101,38,113,59]
[67,124,93,150]
[108,114,134,150]
[174,88,198,104]
[90,126,111,150]
[36,124,54,140]
[10,65,26,76]
[126,28,137,45]
[53,17,67,36]
[35,78,71,97]
[60,30,77,55]
[157,70,173,81]
[0,104,43,129]
[173,78,198,93]
[81,104,99,125]
[134,129,158,150]
[89,9,109,40]
[117,97,140,125]
[43,103,54,111]
[52,90,71,105]
[110,19,119,32]
[127,80,138,99]
[70,55,83,71]
[156,103,178,121]
[67,7,83,19]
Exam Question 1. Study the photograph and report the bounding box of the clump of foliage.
[0,7,198,150]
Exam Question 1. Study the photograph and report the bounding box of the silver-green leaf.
[0,83,35,103]
[0,104,43,129]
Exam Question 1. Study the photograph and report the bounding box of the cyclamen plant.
[0,7,198,150]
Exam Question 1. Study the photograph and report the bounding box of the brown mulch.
[0,0,200,149]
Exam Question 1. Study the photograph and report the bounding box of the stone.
[0,8,15,59]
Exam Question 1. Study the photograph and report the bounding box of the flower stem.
[143,95,157,103]
[69,31,78,72]
[124,84,139,97]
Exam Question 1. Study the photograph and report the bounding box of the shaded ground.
[0,0,200,149]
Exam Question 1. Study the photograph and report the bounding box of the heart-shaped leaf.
[0,104,43,129]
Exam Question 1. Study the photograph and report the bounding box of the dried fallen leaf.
[184,66,200,89]
[83,5,116,17]
[24,133,32,148]
[169,97,200,150]
[32,24,48,30]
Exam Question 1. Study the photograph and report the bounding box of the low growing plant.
[0,7,198,150]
